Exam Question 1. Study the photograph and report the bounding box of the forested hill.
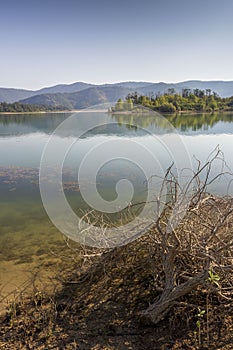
[1,80,233,105]
[0,102,67,113]
[20,86,133,109]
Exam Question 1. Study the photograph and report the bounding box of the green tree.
[115,98,124,111]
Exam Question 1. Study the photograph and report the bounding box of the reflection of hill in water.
[0,113,72,136]
[113,112,233,134]
[168,113,233,132]
[0,112,233,138]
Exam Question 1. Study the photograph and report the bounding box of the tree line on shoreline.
[0,102,68,113]
[112,88,233,113]
[2,87,233,113]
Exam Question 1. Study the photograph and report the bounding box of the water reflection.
[113,112,233,134]
[0,111,233,299]
[1,112,233,138]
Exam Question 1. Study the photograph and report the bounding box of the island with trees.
[111,88,233,113]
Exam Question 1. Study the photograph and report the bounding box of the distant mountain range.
[1,80,233,109]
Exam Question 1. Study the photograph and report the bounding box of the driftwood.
[141,150,233,324]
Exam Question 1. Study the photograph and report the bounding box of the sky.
[1,0,233,90]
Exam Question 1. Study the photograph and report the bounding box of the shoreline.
[0,109,108,115]
[0,195,232,349]
[110,109,233,115]
[0,108,232,116]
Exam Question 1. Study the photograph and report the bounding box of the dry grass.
[0,196,232,349]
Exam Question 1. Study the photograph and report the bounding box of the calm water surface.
[0,111,233,303]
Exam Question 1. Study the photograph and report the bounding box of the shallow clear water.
[0,111,233,301]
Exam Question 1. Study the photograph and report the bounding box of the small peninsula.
[111,88,233,113]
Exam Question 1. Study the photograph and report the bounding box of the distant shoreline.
[110,109,233,115]
[0,109,108,115]
[0,108,232,116]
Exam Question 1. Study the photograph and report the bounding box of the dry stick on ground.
[141,150,233,325]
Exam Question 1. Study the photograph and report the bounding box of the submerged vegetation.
[112,88,233,113]
[0,152,233,349]
[0,108,232,348]
[0,102,68,113]
[1,195,232,349]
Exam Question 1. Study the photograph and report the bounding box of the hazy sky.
[1,0,233,89]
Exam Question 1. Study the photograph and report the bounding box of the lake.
[0,110,233,306]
